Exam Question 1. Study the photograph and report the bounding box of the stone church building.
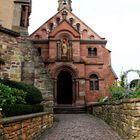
[0,0,117,109]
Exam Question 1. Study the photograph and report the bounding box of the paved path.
[39,114,122,140]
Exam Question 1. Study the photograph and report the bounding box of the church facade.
[30,0,117,106]
[0,0,117,108]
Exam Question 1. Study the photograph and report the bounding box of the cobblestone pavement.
[39,114,122,140]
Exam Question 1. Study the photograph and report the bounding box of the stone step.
[54,106,87,114]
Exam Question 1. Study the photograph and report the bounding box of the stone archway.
[53,65,79,106]
[57,71,73,104]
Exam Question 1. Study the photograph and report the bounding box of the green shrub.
[24,85,43,105]
[32,104,44,113]
[108,82,140,102]
[135,88,140,98]
[2,104,43,117]
[0,79,43,105]
[131,87,140,98]
[0,83,26,108]
[108,83,125,102]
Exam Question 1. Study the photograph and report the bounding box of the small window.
[49,23,54,31]
[69,18,73,25]
[90,35,95,40]
[37,48,41,56]
[56,17,60,24]
[90,74,99,91]
[20,5,26,27]
[88,48,91,56]
[76,23,80,32]
[41,28,46,32]
[88,48,97,56]
[35,34,40,39]
[63,0,67,4]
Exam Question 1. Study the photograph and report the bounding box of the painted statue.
[61,38,68,56]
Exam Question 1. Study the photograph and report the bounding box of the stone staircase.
[33,56,53,113]
[54,105,87,114]
[21,41,53,113]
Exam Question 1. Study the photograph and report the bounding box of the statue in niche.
[61,38,68,56]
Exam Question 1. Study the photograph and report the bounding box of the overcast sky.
[29,0,140,81]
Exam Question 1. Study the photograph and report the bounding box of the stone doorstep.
[86,102,99,106]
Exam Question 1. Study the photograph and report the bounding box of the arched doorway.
[57,71,73,104]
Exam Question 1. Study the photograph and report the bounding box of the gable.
[29,10,64,39]
[30,8,104,41]
[66,11,102,40]
[49,20,80,39]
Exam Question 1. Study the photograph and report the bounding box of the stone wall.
[0,112,53,140]
[0,0,14,29]
[0,31,22,81]
[88,98,140,140]
[0,30,54,113]
[21,39,53,112]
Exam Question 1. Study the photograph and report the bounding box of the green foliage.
[2,104,43,117]
[108,81,140,102]
[97,97,104,105]
[25,85,43,105]
[135,88,140,98]
[131,87,140,98]
[120,74,125,88]
[130,79,140,88]
[97,97,103,103]
[0,83,26,108]
[108,83,125,102]
[0,79,43,105]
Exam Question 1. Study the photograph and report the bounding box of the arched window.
[20,5,26,27]
[37,47,41,56]
[76,23,80,32]
[35,34,40,39]
[89,74,99,90]
[90,35,95,40]
[88,47,97,56]
[49,23,54,31]
[56,17,60,24]
[41,28,46,32]
[69,18,74,25]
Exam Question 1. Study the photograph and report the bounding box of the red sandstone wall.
[30,10,116,103]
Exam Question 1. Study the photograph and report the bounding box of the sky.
[29,0,140,82]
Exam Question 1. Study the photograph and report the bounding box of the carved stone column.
[53,79,57,104]
[76,80,79,99]
[57,41,61,60]
[69,41,72,60]
[72,80,75,104]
